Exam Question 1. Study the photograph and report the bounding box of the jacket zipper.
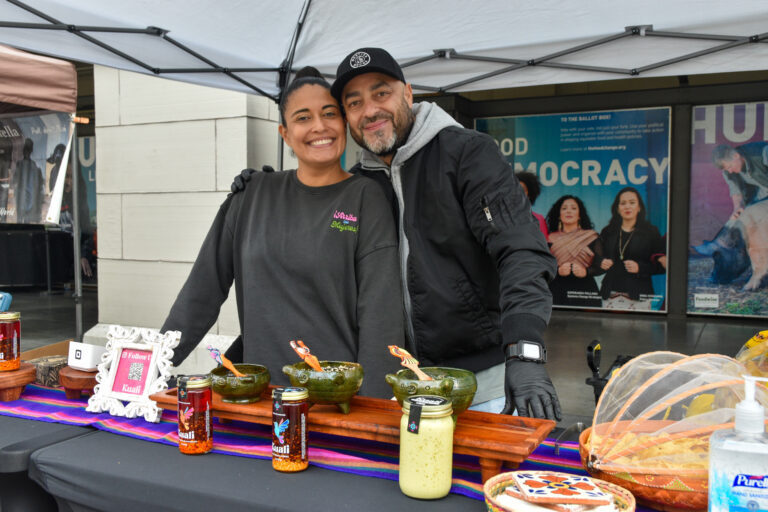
[390,162,418,357]
[481,196,494,223]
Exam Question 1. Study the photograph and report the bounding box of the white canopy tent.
[0,0,766,101]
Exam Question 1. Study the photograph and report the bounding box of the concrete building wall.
[86,67,296,374]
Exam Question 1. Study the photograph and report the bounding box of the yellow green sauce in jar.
[398,395,454,499]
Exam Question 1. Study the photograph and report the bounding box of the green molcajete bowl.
[282,361,363,414]
[385,367,477,415]
[210,364,271,404]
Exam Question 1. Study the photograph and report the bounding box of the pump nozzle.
[735,375,768,434]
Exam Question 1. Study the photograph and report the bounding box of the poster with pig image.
[689,102,768,317]
[476,108,670,312]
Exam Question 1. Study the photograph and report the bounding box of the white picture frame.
[86,325,180,423]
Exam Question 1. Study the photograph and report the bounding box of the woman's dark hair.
[545,195,593,233]
[607,186,648,231]
[278,66,333,126]
[515,171,541,204]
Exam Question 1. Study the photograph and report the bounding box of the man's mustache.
[360,113,393,131]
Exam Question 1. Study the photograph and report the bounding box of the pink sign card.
[111,348,152,396]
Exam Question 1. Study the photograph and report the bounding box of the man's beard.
[354,97,414,157]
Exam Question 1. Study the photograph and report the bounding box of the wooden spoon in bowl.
[290,340,324,372]
[388,345,433,381]
[206,345,245,377]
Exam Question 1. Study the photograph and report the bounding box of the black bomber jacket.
[352,103,556,373]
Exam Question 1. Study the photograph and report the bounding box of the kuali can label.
[272,387,308,472]
[177,375,212,455]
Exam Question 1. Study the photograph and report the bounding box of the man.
[232,48,560,420]
[712,142,768,221]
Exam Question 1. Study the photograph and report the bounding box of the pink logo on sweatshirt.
[330,210,358,233]
[333,210,358,223]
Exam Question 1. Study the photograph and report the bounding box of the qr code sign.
[128,362,144,381]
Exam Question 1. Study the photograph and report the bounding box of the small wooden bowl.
[484,470,636,512]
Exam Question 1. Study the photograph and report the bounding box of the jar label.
[407,403,422,434]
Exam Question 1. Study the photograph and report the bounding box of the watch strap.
[505,340,547,363]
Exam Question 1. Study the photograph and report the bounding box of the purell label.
[733,474,768,489]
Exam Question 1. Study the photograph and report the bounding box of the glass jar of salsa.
[272,386,309,472]
[399,395,454,499]
[0,312,20,372]
[177,375,213,455]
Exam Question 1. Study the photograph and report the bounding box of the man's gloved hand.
[229,165,275,194]
[501,358,562,421]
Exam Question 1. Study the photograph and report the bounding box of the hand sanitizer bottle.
[709,376,768,512]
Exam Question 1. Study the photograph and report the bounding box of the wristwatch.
[505,340,547,363]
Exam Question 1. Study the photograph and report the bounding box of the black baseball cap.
[331,47,405,103]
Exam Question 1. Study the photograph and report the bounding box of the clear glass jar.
[272,386,309,472]
[399,395,454,499]
[177,375,213,455]
[0,312,20,372]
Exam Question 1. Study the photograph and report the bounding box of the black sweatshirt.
[162,171,404,398]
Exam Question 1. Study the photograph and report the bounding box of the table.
[0,415,92,512]
[29,429,482,512]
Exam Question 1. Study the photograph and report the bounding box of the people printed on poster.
[598,187,665,310]
[476,108,670,312]
[545,195,603,308]
[689,102,768,317]
[0,112,72,224]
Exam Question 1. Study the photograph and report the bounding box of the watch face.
[521,343,541,360]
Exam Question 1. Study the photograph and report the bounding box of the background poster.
[688,102,768,317]
[78,136,97,231]
[0,111,72,224]
[476,108,670,312]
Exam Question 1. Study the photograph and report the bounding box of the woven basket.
[579,427,707,512]
[484,470,635,512]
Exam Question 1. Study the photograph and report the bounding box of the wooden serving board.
[150,387,555,482]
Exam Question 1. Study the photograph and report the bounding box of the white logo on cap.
[349,51,371,69]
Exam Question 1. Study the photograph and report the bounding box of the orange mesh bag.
[579,352,768,512]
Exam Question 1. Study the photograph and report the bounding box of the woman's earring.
[558,221,563,231]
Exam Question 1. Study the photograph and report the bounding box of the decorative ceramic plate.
[484,471,635,512]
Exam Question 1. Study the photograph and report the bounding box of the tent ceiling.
[0,43,76,112]
[0,0,766,102]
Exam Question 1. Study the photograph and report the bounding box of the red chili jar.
[0,312,20,372]
[272,386,309,472]
[177,375,213,455]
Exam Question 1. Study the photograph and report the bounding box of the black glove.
[501,358,562,421]
[229,165,275,194]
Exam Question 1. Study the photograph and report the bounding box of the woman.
[545,195,603,308]
[162,67,404,397]
[599,187,665,310]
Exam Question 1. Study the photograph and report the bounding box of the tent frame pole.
[70,125,83,343]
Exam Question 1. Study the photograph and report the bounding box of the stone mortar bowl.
[210,364,270,404]
[282,361,363,414]
[385,367,477,415]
